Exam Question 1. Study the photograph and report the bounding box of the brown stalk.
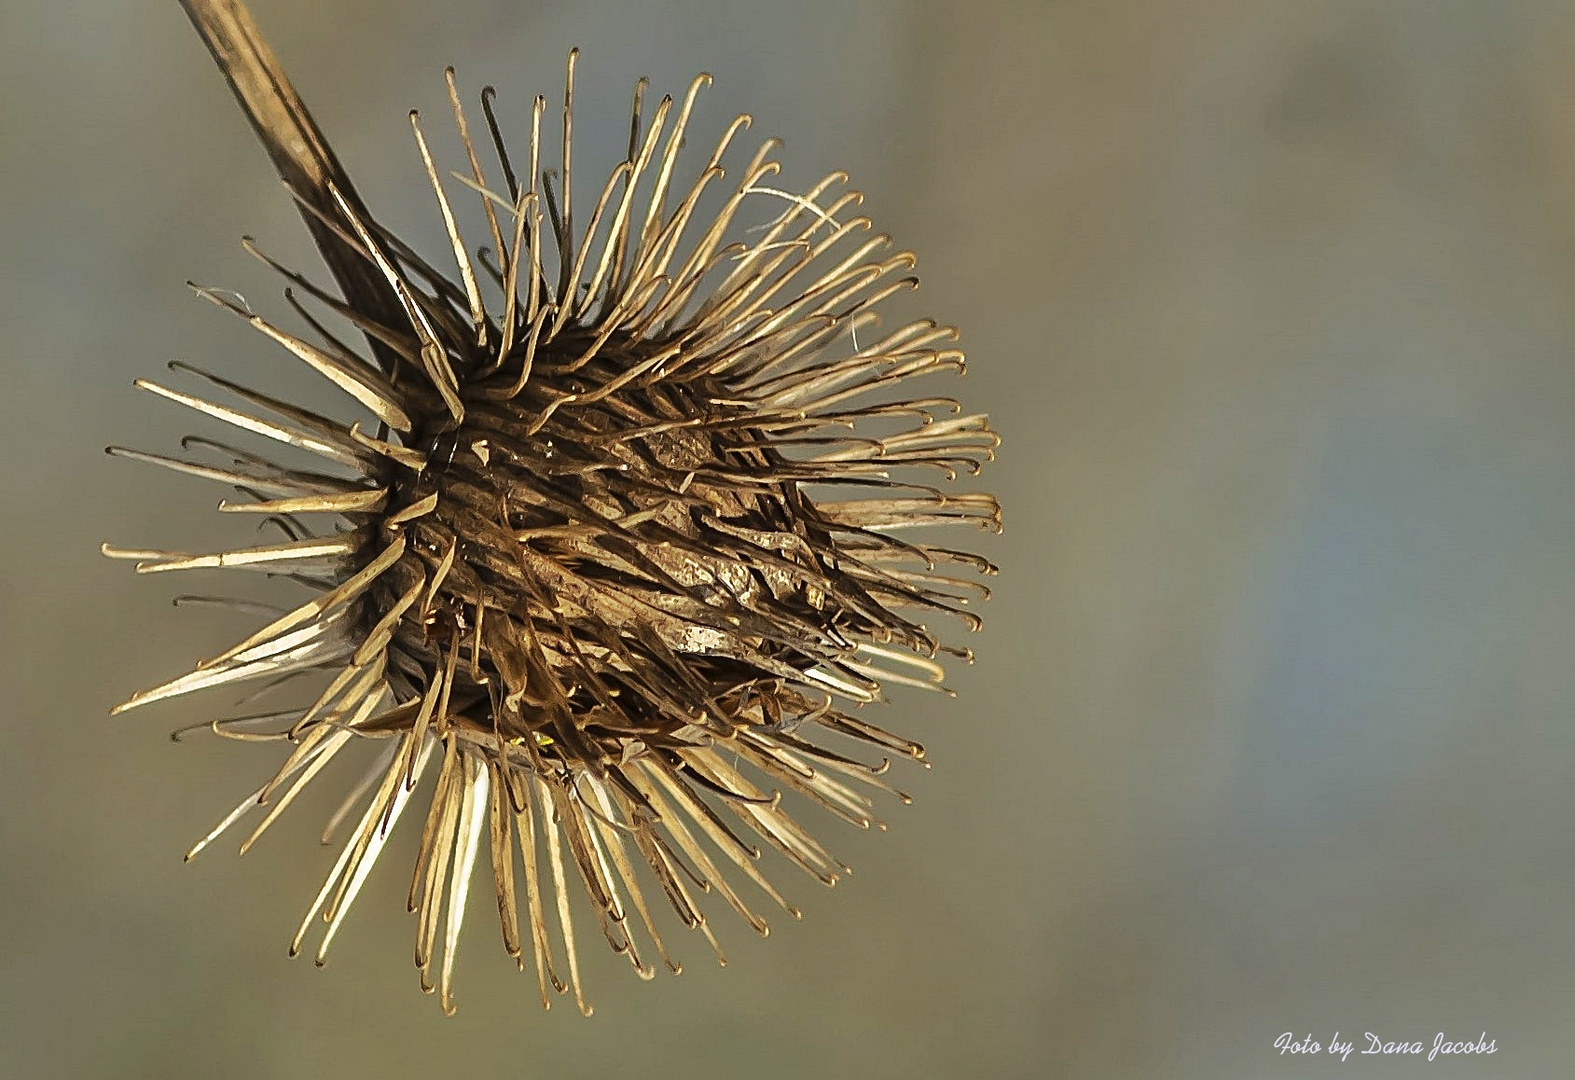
[178,0,408,370]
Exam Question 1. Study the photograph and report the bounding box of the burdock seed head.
[105,0,1000,1015]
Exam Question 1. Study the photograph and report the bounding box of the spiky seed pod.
[107,3,999,1016]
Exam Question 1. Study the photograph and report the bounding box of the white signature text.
[1273,1031,1496,1063]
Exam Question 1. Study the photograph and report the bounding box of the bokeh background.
[4,0,1575,1076]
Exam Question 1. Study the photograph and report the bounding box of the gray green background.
[4,1,1574,1076]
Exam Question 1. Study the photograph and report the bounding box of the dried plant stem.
[178,0,407,363]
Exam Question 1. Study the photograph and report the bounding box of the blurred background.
[4,0,1575,1076]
